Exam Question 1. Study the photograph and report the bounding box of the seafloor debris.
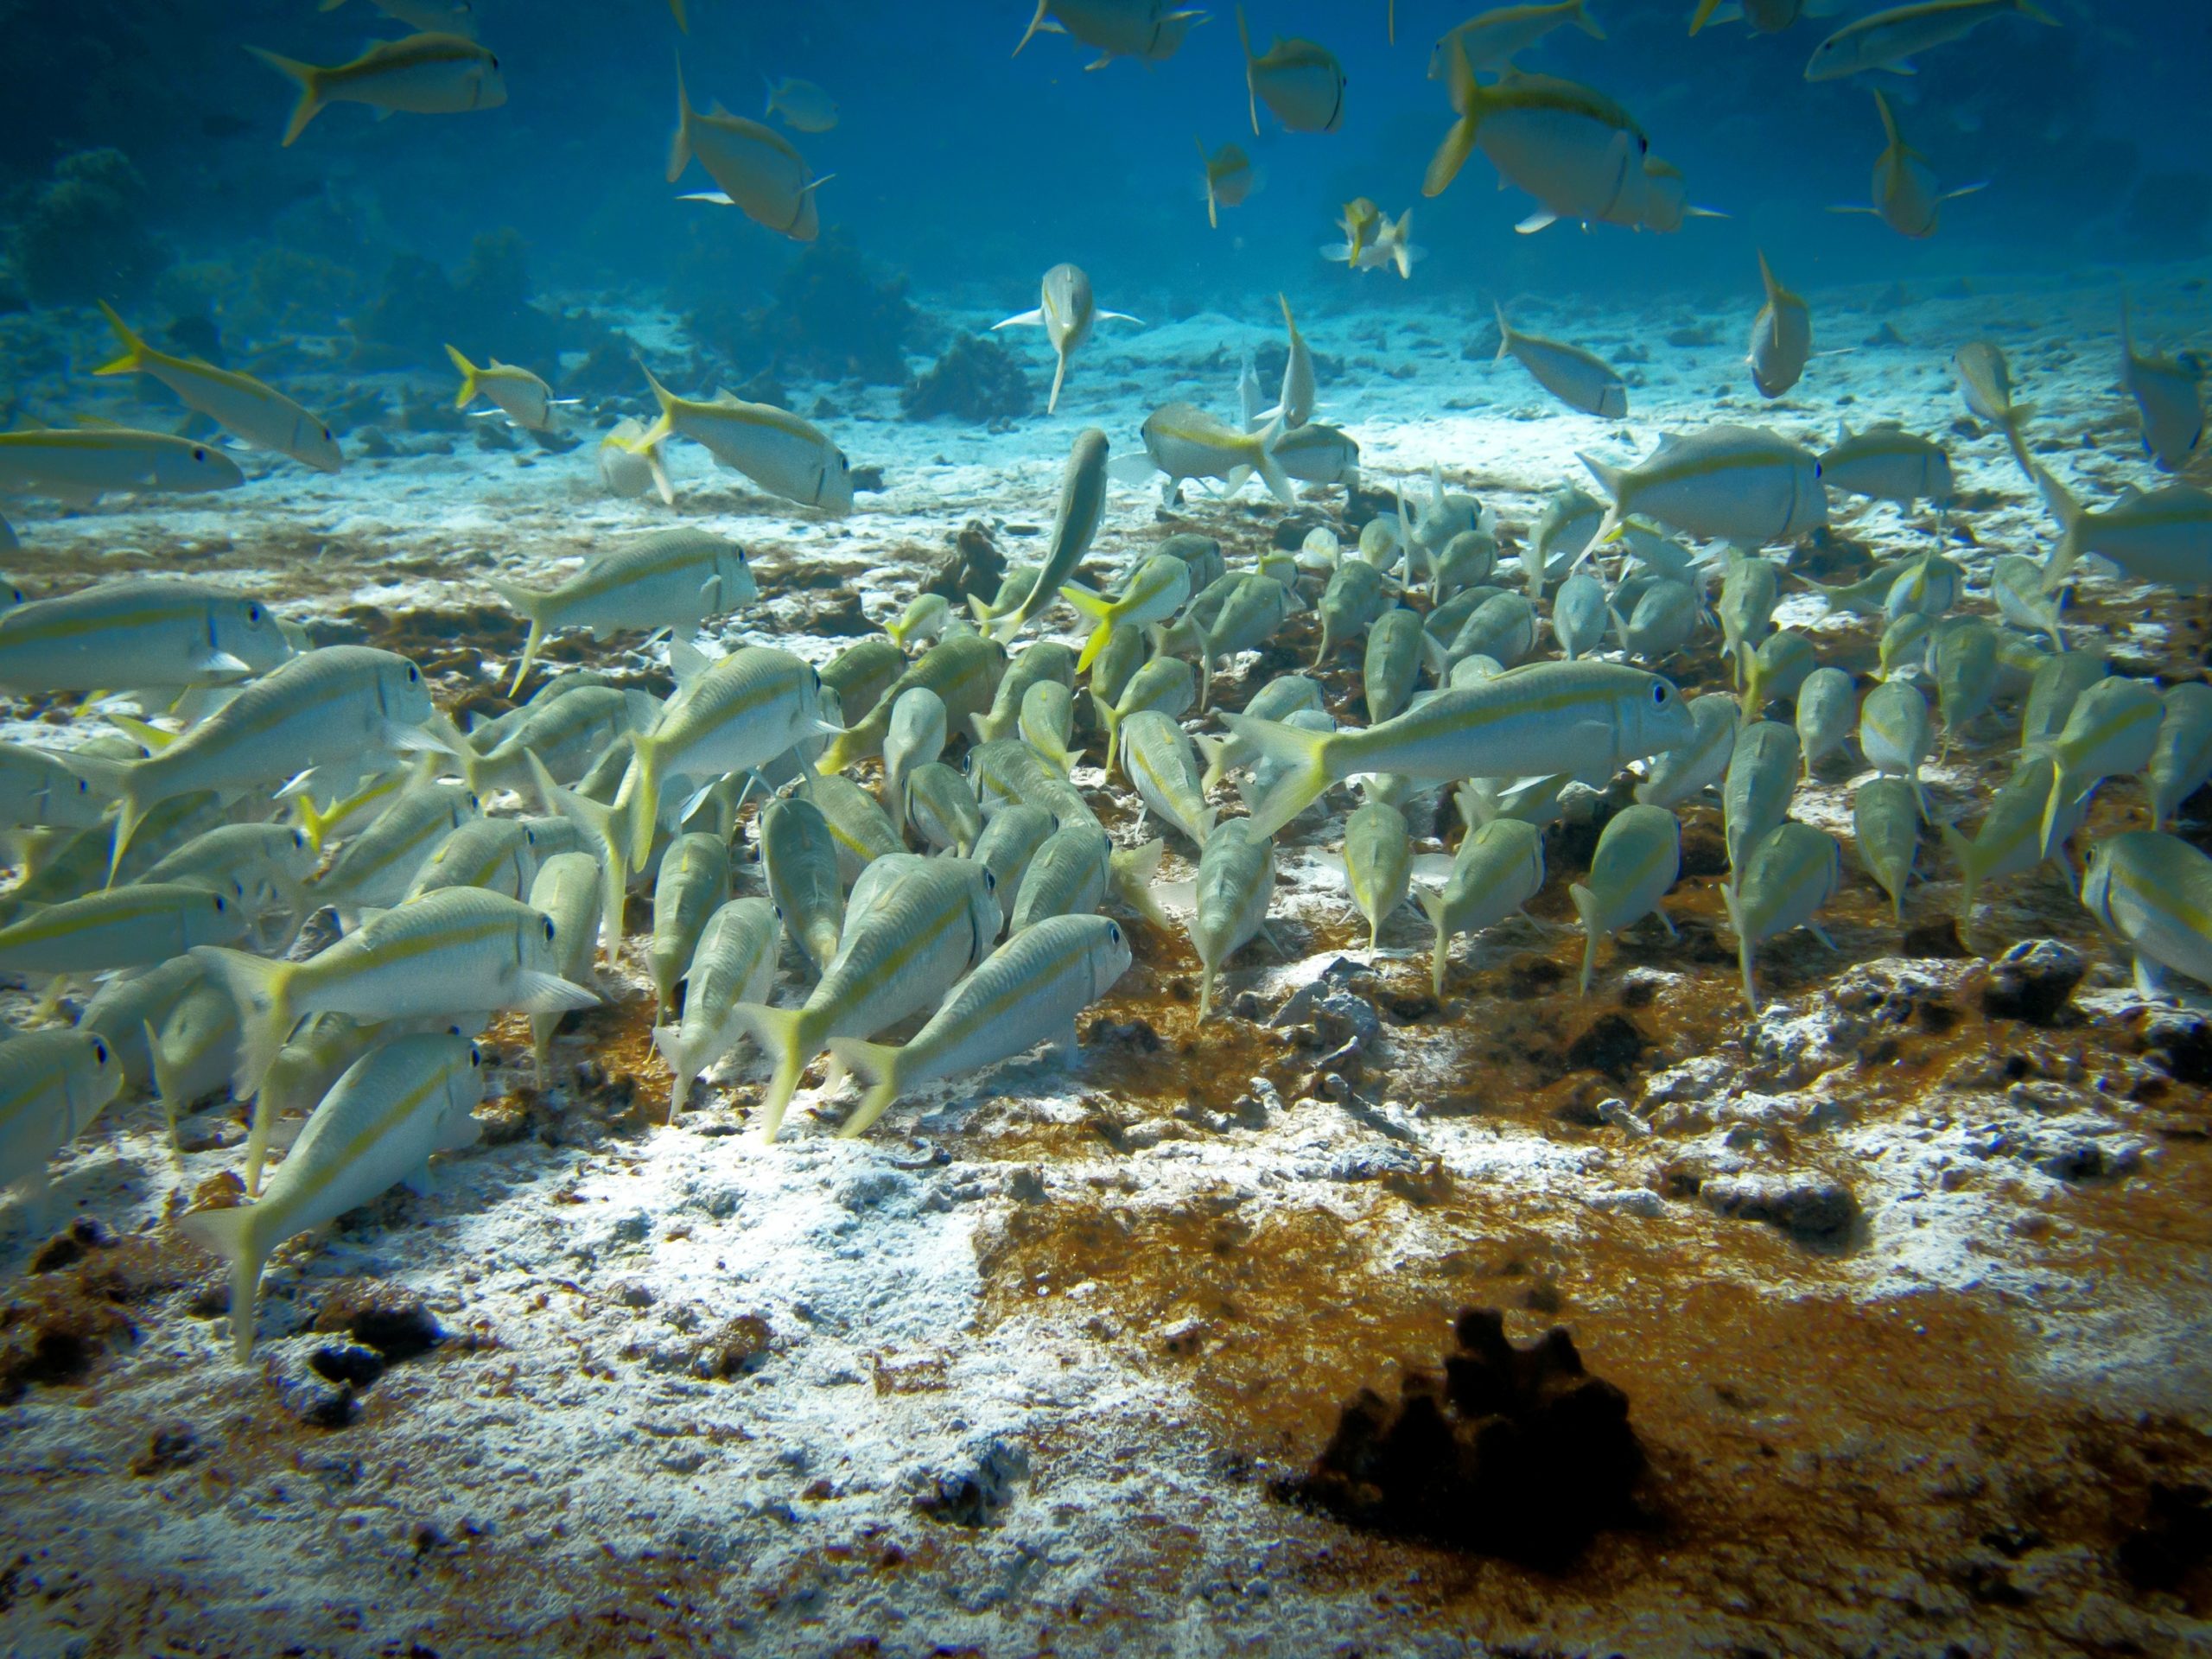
[902,333,1035,423]
[1279,1306,1647,1570]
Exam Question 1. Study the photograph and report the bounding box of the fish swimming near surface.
[1014,0,1208,69]
[994,264,1142,415]
[1836,88,1983,239]
[96,304,341,474]
[1426,54,1647,233]
[1747,251,1810,398]
[246,31,505,146]
[1805,0,2056,81]
[1198,138,1258,226]
[2120,295,2206,474]
[1427,2,1605,76]
[1236,6,1346,135]
[762,74,838,132]
[668,60,824,240]
[629,366,851,513]
[1496,305,1628,416]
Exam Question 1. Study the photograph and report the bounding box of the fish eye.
[248,602,264,623]
[982,868,997,890]
[213,893,227,911]
[772,903,784,920]
[490,54,499,68]
[1108,922,1122,944]
[76,778,89,794]
[321,428,332,442]
[544,917,557,940]
[407,664,421,683]
[292,830,307,849]
[92,1038,109,1065]
[1651,683,1669,704]
[192,446,207,461]
[469,1045,481,1067]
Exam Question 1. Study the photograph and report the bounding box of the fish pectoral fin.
[199,650,254,677]
[271,768,321,801]
[991,308,1046,331]
[677,191,738,206]
[403,1160,436,1198]
[1107,454,1158,485]
[1516,212,1560,235]
[385,719,461,756]
[512,971,601,1015]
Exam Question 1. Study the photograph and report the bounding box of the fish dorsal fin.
[1650,432,1688,459]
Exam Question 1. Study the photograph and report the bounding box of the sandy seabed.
[2,259,2210,1657]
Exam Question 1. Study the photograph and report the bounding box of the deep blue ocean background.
[2,0,2205,368]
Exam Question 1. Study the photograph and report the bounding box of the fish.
[1124,403,1293,505]
[0,578,290,694]
[1425,56,1647,232]
[1267,296,1317,429]
[626,646,830,863]
[2120,294,2206,474]
[80,956,207,1096]
[2149,683,2212,830]
[1929,617,1999,749]
[1852,774,1920,922]
[1064,555,1193,677]
[2024,675,2164,855]
[142,822,317,933]
[1198,138,1258,227]
[317,0,478,40]
[149,977,242,1148]
[1953,340,2035,477]
[756,796,842,976]
[0,1031,123,1213]
[1723,721,1802,877]
[1120,709,1215,851]
[762,74,837,133]
[465,687,652,795]
[1877,611,1935,682]
[822,638,908,733]
[985,430,1111,639]
[1186,818,1275,1018]
[1098,656,1194,779]
[993,266,1141,415]
[1013,0,1207,68]
[1363,608,1433,723]
[0,424,243,506]
[1635,691,1738,807]
[669,60,824,240]
[1449,592,1538,670]
[59,647,450,884]
[2037,470,2212,594]
[97,304,341,473]
[1806,0,2056,81]
[311,782,480,914]
[1584,428,1825,550]
[1433,530,1498,602]
[246,32,505,146]
[1417,817,1546,996]
[1194,676,1325,792]
[648,895,780,1120]
[727,858,999,1140]
[0,883,242,982]
[194,887,597,1095]
[648,831,732,1017]
[1236,6,1345,135]
[630,367,850,512]
[1795,667,1857,777]
[181,1033,484,1360]
[445,345,556,432]
[1229,660,1695,838]
[1838,88,1984,238]
[807,773,906,886]
[598,417,673,505]
[1337,799,1412,950]
[885,594,950,654]
[0,741,110,830]
[1885,550,1958,620]
[1315,559,1390,666]
[524,851,601,1077]
[1738,630,1817,721]
[1937,756,2074,923]
[1992,554,2067,653]
[830,637,1005,779]
[1496,306,1628,417]
[905,762,983,857]
[1526,486,1604,600]
[882,687,948,816]
[1819,422,1955,508]
[1716,552,1782,668]
[2027,652,2112,753]
[972,804,1058,930]
[1321,201,1421,277]
[1020,681,1081,777]
[971,641,1077,746]
[1569,804,1679,994]
[1858,679,1933,808]
[2082,831,2212,995]
[1722,822,1840,1011]
[1745,251,1812,399]
[1606,579,1697,665]
[1457,772,1573,833]
[1427,2,1605,76]
[834,911,1132,1136]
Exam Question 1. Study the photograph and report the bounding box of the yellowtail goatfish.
[984,429,1109,639]
[1853,774,1919,920]
[0,742,106,830]
[1118,403,1293,506]
[880,687,946,813]
[973,804,1057,927]
[1635,691,1737,807]
[653,896,779,1120]
[1187,818,1275,1020]
[1859,678,1932,809]
[0,1031,123,1210]
[1570,804,1681,994]
[1427,2,1605,76]
[95,304,340,474]
[1099,657,1194,778]
[402,816,537,906]
[630,367,850,512]
[247,32,504,147]
[466,688,650,795]
[1722,721,1800,876]
[194,887,597,1093]
[1583,425,1826,548]
[1120,709,1215,851]
[309,781,479,912]
[2025,675,2164,855]
[648,832,731,1017]
[2082,831,2212,994]
[1747,251,1810,398]
[0,883,242,978]
[447,345,556,431]
[1009,823,1113,933]
[993,264,1141,415]
[728,858,999,1141]
[2151,683,2212,829]
[905,762,982,856]
[1336,799,1411,950]
[1953,339,2034,476]
[1020,682,1080,775]
[1417,817,1546,997]
[1840,88,1983,239]
[1805,0,2055,80]
[832,913,1132,1138]
[760,795,844,974]
[0,579,290,693]
[1236,5,1345,135]
[2037,470,2212,594]
[826,633,1006,776]
[972,640,1076,745]
[668,60,823,241]
[0,424,243,506]
[63,646,451,883]
[1940,756,2081,921]
[1819,422,1954,507]
[1722,822,1840,1012]
[1198,138,1257,228]
[1424,55,1645,232]
[182,1033,484,1361]
[1227,660,1696,839]
[1063,554,1192,677]
[623,646,831,866]
[1495,305,1627,418]
[525,851,601,1077]
[490,531,753,695]
[2120,295,2205,474]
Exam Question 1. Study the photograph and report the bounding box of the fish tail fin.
[2033,467,2085,589]
[92,301,149,377]
[1222,713,1334,838]
[2038,763,2075,860]
[148,1020,192,1151]
[527,752,626,963]
[621,740,661,876]
[1098,702,1123,777]
[1200,136,1219,228]
[1579,448,1626,505]
[721,1002,810,1142]
[1236,3,1260,135]
[444,343,482,410]
[1415,885,1450,997]
[1047,347,1068,416]
[1872,87,1903,151]
[827,1038,902,1138]
[1012,0,1055,56]
[667,54,693,181]
[1194,731,1229,793]
[1939,822,1980,919]
[1568,881,1602,995]
[486,576,546,693]
[296,789,347,854]
[1720,881,1758,1012]
[1493,302,1513,362]
[246,45,325,146]
[177,1203,264,1362]
[1198,960,1219,1022]
[1423,41,1483,196]
[1109,837,1169,929]
[1062,584,1116,673]
[1251,416,1294,505]
[192,945,295,1099]
[651,1023,700,1122]
[1573,0,1607,37]
[633,363,680,452]
[1392,218,1416,280]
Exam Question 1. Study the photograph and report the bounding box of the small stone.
[910,1435,1027,1527]
[130,1426,200,1476]
[310,1343,388,1389]
[1982,939,2085,1025]
[1700,1173,1861,1242]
